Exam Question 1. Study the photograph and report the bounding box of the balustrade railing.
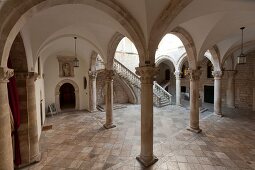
[113,59,172,107]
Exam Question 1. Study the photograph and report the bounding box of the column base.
[89,109,98,113]
[213,112,224,117]
[187,127,202,133]
[136,155,158,167]
[103,123,116,129]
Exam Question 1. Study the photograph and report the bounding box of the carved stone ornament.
[57,56,75,77]
[15,72,39,81]
[0,67,14,82]
[89,71,97,80]
[212,71,223,79]
[187,69,202,81]
[105,70,115,81]
[27,72,39,81]
[135,66,159,84]
[174,71,182,79]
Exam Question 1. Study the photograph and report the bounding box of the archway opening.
[59,83,75,110]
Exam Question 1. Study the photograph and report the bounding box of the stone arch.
[155,55,177,71]
[207,45,221,71]
[176,53,188,72]
[0,0,145,68]
[147,0,192,66]
[55,79,79,112]
[8,33,29,72]
[37,34,105,68]
[171,27,197,70]
[106,32,125,70]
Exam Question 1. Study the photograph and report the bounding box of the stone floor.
[22,104,255,170]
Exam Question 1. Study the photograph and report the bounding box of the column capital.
[174,71,182,79]
[27,72,39,81]
[88,71,97,80]
[187,69,202,81]
[135,66,159,84]
[212,71,223,79]
[0,67,14,82]
[105,69,114,81]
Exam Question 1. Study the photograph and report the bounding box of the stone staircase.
[113,59,172,107]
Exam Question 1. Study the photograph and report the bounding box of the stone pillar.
[89,71,97,112]
[226,70,236,108]
[103,70,116,129]
[212,71,223,116]
[135,66,159,167]
[253,81,255,111]
[174,71,182,106]
[26,72,40,163]
[187,69,202,133]
[0,67,14,170]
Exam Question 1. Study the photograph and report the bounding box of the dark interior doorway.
[204,85,214,103]
[165,69,170,80]
[60,83,75,110]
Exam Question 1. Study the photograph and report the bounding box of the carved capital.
[27,72,39,81]
[89,71,97,80]
[0,67,14,82]
[187,69,202,81]
[135,66,159,84]
[174,71,182,79]
[105,69,114,81]
[212,71,223,79]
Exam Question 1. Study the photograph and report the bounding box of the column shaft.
[89,71,97,112]
[103,70,116,129]
[212,71,223,116]
[174,72,181,106]
[26,73,40,163]
[187,69,202,133]
[135,66,159,167]
[0,67,14,170]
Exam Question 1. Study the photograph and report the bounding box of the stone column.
[174,71,182,106]
[212,71,223,116]
[89,71,97,112]
[187,69,202,133]
[103,70,116,129]
[226,70,236,108]
[253,81,255,111]
[26,72,40,163]
[0,67,14,170]
[135,66,159,167]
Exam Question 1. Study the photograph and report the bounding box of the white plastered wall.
[43,55,89,113]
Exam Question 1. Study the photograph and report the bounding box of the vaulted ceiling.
[0,0,254,70]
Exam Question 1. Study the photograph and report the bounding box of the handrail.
[113,58,172,106]
[113,59,140,87]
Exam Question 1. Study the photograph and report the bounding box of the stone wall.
[96,71,130,105]
[233,55,255,108]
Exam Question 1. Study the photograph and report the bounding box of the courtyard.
[20,104,255,170]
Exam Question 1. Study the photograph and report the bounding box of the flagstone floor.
[22,104,255,170]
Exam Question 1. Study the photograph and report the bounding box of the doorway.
[204,85,214,103]
[60,83,75,110]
